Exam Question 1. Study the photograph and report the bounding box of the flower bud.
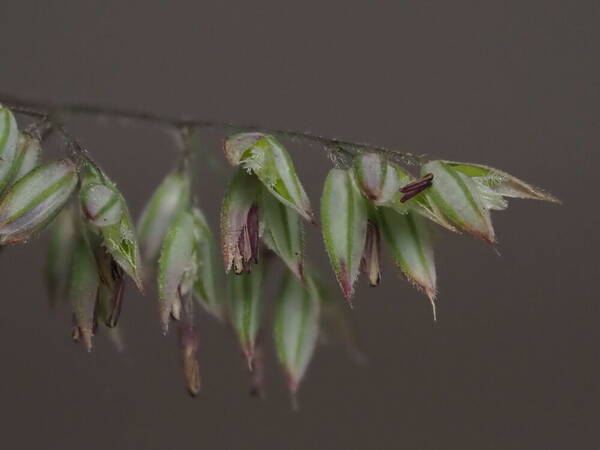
[223,132,262,165]
[45,205,77,308]
[224,133,315,223]
[353,152,404,204]
[422,160,496,243]
[274,272,320,398]
[80,183,122,227]
[11,132,42,182]
[321,169,368,301]
[137,170,191,262]
[378,208,437,319]
[228,265,263,369]
[0,159,78,244]
[190,208,225,320]
[158,210,197,333]
[220,169,261,274]
[79,162,143,290]
[259,186,304,280]
[68,233,100,351]
[0,105,19,195]
[442,161,560,204]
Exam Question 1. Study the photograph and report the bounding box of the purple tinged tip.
[361,221,381,287]
[462,224,496,245]
[337,261,355,306]
[357,180,379,203]
[232,203,260,274]
[339,278,354,308]
[286,371,300,411]
[306,209,319,226]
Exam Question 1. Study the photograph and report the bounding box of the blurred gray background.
[0,1,597,449]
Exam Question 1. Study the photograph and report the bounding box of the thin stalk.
[0,93,422,166]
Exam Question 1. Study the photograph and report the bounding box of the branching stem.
[0,93,422,166]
